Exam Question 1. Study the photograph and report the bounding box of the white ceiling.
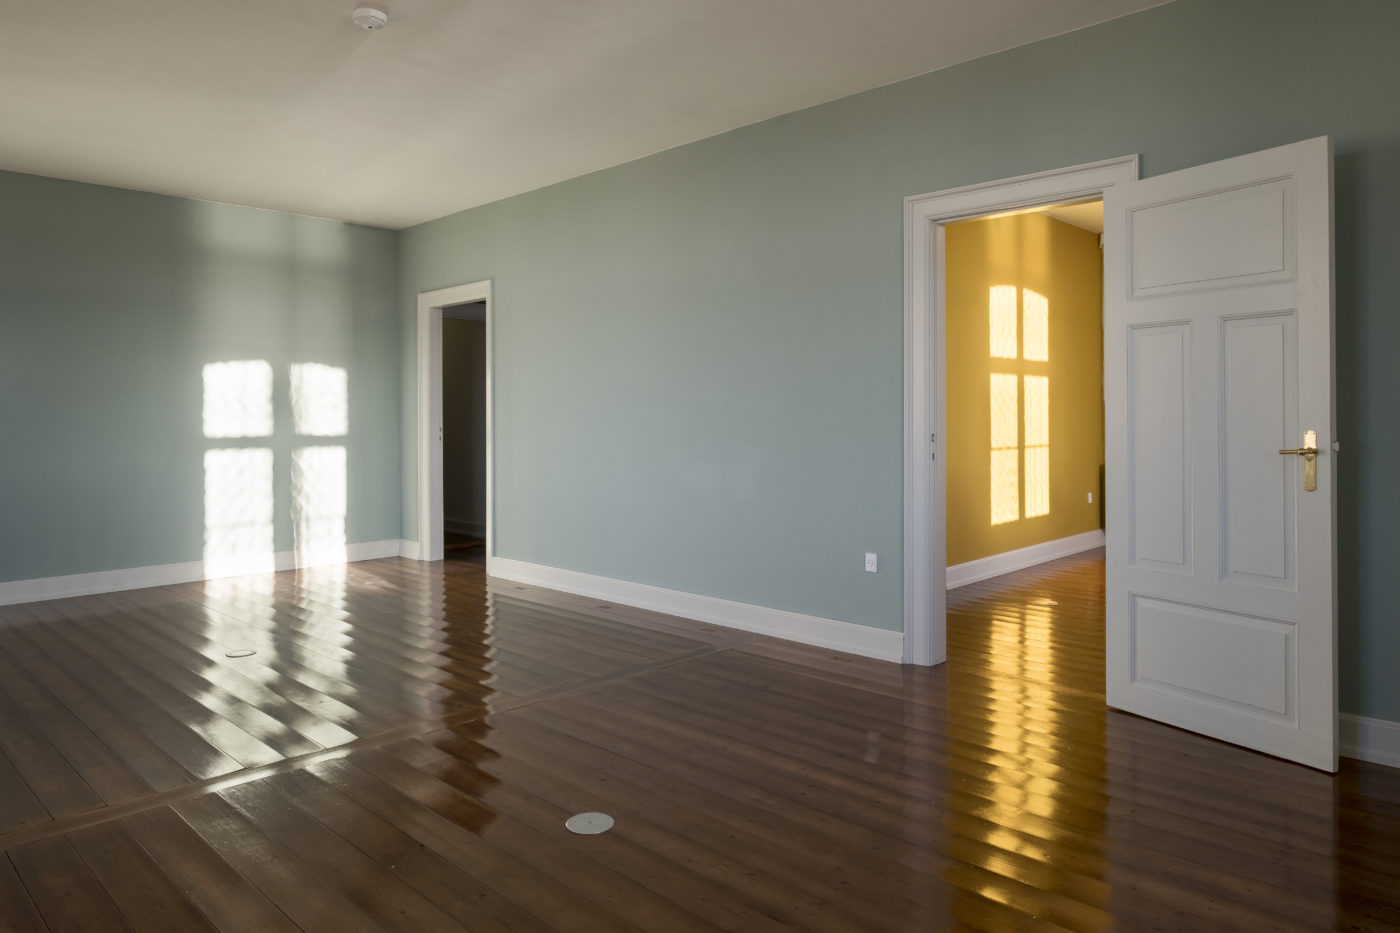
[0,0,1167,229]
[1041,200,1104,234]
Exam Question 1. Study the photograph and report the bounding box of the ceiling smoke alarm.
[351,6,389,30]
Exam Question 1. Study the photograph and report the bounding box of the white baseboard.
[398,539,422,561]
[947,529,1105,589]
[486,556,906,663]
[0,539,402,607]
[1341,713,1400,768]
[444,519,485,538]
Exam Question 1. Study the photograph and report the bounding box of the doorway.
[442,301,488,561]
[900,156,1138,666]
[943,202,1106,589]
[415,280,493,564]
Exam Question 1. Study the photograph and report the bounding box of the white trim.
[903,155,1138,666]
[487,556,905,663]
[415,280,493,564]
[946,530,1105,589]
[1341,714,1400,769]
[398,539,421,560]
[0,540,402,607]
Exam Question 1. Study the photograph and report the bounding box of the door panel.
[1105,137,1335,771]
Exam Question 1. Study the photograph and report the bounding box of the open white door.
[1104,137,1336,771]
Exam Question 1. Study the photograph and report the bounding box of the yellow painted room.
[945,206,1105,586]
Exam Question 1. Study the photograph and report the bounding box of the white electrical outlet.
[1088,492,1094,504]
[865,553,878,573]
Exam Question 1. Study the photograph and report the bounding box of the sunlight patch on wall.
[1024,375,1050,518]
[989,285,1018,359]
[990,373,1020,525]
[202,361,273,438]
[291,363,349,437]
[1022,289,1049,362]
[203,448,275,577]
[293,446,347,566]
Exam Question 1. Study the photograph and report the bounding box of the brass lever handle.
[1277,430,1318,491]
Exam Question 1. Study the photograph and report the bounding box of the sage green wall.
[399,0,1398,719]
[0,171,400,581]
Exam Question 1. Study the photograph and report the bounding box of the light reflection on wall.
[202,359,349,578]
[988,288,1051,525]
[990,373,1020,525]
[203,360,273,438]
[989,285,1018,360]
[203,448,275,577]
[293,446,347,566]
[290,363,348,437]
[1024,375,1050,518]
[202,361,276,577]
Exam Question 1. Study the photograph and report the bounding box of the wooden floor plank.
[0,853,47,933]
[8,836,131,932]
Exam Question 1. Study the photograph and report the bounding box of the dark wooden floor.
[0,549,1396,931]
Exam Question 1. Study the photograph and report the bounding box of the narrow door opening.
[443,300,487,564]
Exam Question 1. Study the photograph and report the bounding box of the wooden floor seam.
[0,633,758,854]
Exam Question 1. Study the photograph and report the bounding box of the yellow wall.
[945,211,1104,567]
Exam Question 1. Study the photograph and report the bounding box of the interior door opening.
[442,301,487,564]
[943,201,1106,590]
[414,279,493,565]
[904,140,1334,771]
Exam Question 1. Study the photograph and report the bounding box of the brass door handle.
[1278,430,1318,491]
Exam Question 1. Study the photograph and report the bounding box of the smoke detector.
[351,6,389,30]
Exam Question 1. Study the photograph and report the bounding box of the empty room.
[1,0,1398,929]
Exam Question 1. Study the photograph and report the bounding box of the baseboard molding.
[443,519,485,538]
[486,556,906,663]
[947,529,1105,589]
[0,539,403,607]
[1341,713,1400,768]
[398,539,422,561]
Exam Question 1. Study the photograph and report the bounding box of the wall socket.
[864,552,878,573]
[1087,492,1094,504]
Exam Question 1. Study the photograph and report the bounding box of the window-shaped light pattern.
[1024,375,1050,518]
[990,285,1018,359]
[988,287,1050,525]
[202,360,349,578]
[293,446,347,566]
[990,373,1021,525]
[291,363,349,437]
[1022,288,1049,362]
[203,448,275,577]
[202,361,273,438]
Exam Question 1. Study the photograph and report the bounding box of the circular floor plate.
[225,649,257,658]
[565,812,614,835]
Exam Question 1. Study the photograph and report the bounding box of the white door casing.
[1103,137,1336,771]
[416,280,494,564]
[903,155,1139,666]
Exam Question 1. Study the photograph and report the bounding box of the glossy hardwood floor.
[0,548,1396,931]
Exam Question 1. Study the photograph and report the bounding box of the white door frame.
[902,156,1138,665]
[416,280,493,563]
